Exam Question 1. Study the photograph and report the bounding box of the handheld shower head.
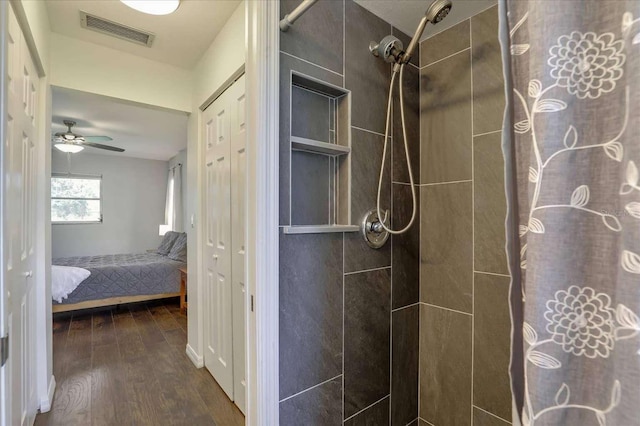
[425,0,452,23]
[402,0,452,64]
[369,0,452,67]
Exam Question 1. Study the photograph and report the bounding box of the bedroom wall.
[51,150,168,258]
[169,148,189,232]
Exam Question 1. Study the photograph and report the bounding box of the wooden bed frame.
[52,292,181,313]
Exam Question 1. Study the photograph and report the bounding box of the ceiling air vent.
[80,11,155,47]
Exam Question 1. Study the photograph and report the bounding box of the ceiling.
[46,0,241,69]
[354,0,496,41]
[52,86,188,161]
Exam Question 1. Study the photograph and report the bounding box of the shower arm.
[279,0,319,32]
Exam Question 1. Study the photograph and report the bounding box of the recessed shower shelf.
[291,136,350,156]
[283,225,360,234]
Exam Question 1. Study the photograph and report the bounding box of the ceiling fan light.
[54,143,84,154]
[120,0,180,15]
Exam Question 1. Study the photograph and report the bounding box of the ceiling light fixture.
[54,144,84,154]
[120,0,180,16]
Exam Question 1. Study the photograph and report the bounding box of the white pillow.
[51,265,91,303]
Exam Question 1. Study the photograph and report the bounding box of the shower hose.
[376,63,417,235]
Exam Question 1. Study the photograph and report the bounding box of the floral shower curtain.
[499,0,640,424]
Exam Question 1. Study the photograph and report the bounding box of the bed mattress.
[52,253,186,305]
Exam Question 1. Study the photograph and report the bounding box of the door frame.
[0,2,9,424]
[245,0,279,424]
[0,1,53,421]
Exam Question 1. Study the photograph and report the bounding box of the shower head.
[425,0,452,23]
[369,0,452,67]
[401,0,452,64]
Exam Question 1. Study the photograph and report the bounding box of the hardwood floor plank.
[113,309,146,359]
[46,355,92,425]
[163,327,187,349]
[125,355,170,425]
[90,344,122,425]
[36,299,242,426]
[92,310,117,347]
[129,304,167,349]
[148,303,181,331]
[164,300,188,332]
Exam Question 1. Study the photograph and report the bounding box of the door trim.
[0,1,8,424]
[245,1,279,424]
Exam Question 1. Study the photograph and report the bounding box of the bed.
[52,252,186,313]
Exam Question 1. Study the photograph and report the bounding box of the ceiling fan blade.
[83,136,113,142]
[79,141,125,152]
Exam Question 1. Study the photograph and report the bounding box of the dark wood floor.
[35,298,245,426]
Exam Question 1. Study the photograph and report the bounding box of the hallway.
[35,299,244,426]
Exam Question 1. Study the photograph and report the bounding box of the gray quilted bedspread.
[52,253,186,305]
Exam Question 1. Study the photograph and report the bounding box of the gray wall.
[168,148,188,232]
[52,150,168,258]
[418,5,512,426]
[278,0,420,424]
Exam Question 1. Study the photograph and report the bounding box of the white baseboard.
[186,343,204,368]
[39,375,56,413]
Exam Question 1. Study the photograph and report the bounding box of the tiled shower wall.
[278,0,421,424]
[417,5,512,426]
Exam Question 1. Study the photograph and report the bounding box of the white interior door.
[203,86,234,398]
[202,75,247,410]
[3,4,39,426]
[229,75,246,414]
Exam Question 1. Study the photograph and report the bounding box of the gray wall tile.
[344,396,390,426]
[280,376,343,426]
[279,232,343,399]
[391,305,419,426]
[417,7,511,425]
[392,184,420,309]
[473,407,511,426]
[471,6,505,135]
[291,151,330,225]
[420,51,472,184]
[419,304,472,426]
[345,0,391,134]
[280,0,344,74]
[420,182,473,313]
[344,268,391,419]
[473,273,511,421]
[473,132,508,275]
[344,128,391,273]
[291,86,332,142]
[280,53,343,226]
[393,62,421,184]
[420,20,470,68]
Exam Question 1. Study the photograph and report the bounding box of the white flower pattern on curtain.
[501,1,640,425]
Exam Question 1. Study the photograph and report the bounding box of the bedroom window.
[51,174,102,224]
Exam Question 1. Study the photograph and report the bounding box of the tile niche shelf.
[283,72,358,235]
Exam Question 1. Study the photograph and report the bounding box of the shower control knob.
[362,208,390,249]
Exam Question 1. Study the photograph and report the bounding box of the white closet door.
[203,88,234,398]
[229,75,246,414]
[3,4,39,425]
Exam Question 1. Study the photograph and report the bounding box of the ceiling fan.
[52,120,124,153]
